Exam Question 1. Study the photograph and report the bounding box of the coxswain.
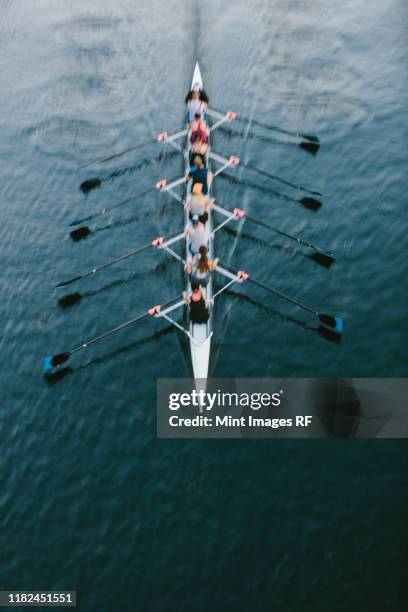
[185,82,209,105]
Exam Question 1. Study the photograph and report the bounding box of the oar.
[70,185,158,229]
[78,134,171,170]
[220,172,322,211]
[218,203,334,265]
[211,108,320,144]
[43,296,179,370]
[219,123,319,155]
[58,239,158,288]
[247,275,342,332]
[58,230,182,288]
[242,162,322,197]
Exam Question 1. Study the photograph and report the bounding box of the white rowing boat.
[44,63,342,383]
[156,62,241,388]
[186,62,212,382]
[156,62,241,386]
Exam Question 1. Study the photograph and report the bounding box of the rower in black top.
[184,282,209,324]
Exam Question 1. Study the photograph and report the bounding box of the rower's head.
[194,112,201,121]
[191,281,202,298]
[194,156,204,169]
[192,90,200,100]
[198,245,208,259]
[193,183,203,195]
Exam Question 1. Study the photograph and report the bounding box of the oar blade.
[80,178,101,193]
[43,352,70,371]
[318,313,343,333]
[299,196,322,211]
[299,141,320,154]
[58,292,82,308]
[309,252,335,268]
[70,226,91,241]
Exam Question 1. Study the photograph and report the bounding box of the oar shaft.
[245,215,331,255]
[58,230,184,287]
[244,163,321,196]
[248,277,317,316]
[78,125,186,169]
[70,312,149,353]
[70,186,157,226]
[70,296,179,354]
[210,108,318,142]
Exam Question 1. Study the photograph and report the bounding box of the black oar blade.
[44,366,72,384]
[43,352,70,371]
[318,313,343,333]
[80,178,101,193]
[58,292,82,308]
[299,141,320,154]
[301,133,320,144]
[70,226,91,241]
[299,196,322,211]
[309,252,335,268]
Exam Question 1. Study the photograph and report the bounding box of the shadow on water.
[58,259,180,309]
[70,200,178,242]
[44,325,176,385]
[221,225,332,268]
[218,172,322,211]
[218,124,319,155]
[79,150,178,193]
[223,288,341,344]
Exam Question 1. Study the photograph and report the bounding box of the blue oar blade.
[43,356,54,371]
[43,352,71,370]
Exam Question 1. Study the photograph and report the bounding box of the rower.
[183,282,209,324]
[185,82,209,106]
[187,156,212,195]
[186,86,208,123]
[190,112,209,142]
[188,182,210,225]
[186,245,219,290]
[189,132,210,166]
[185,215,209,255]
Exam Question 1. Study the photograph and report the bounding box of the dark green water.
[1,0,407,609]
